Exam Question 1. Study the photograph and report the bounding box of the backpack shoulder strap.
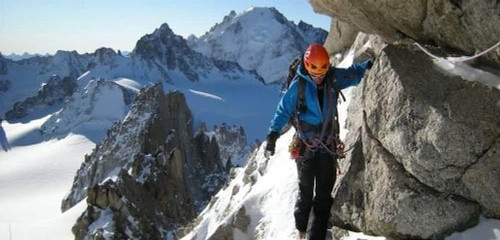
[324,69,344,135]
[327,69,346,102]
[291,76,307,136]
[297,76,306,113]
[282,56,302,93]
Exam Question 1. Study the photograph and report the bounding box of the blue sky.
[0,0,331,55]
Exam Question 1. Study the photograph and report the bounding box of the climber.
[264,43,373,240]
[0,118,10,151]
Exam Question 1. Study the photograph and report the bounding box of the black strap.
[295,69,344,136]
[324,70,343,135]
[319,80,334,139]
[326,70,345,102]
[297,77,306,113]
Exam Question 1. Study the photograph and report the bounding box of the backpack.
[282,56,346,135]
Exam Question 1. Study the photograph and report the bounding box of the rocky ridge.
[1,23,265,117]
[41,78,136,139]
[66,84,229,239]
[5,74,77,120]
[133,23,261,83]
[210,123,251,167]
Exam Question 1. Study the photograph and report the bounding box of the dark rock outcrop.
[0,79,10,92]
[132,23,261,84]
[73,153,195,240]
[133,23,207,82]
[87,47,120,70]
[0,53,8,74]
[5,75,77,120]
[212,123,250,167]
[66,84,227,239]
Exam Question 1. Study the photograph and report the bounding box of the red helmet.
[303,43,329,75]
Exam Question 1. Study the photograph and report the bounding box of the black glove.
[265,131,280,157]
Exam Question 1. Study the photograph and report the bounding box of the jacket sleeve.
[269,79,299,133]
[335,59,372,89]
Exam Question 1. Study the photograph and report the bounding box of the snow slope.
[0,118,94,240]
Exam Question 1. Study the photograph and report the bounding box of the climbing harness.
[292,79,349,159]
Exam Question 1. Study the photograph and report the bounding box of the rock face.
[65,84,227,239]
[0,79,10,92]
[132,23,260,84]
[73,153,195,240]
[133,23,201,82]
[212,123,251,167]
[310,0,500,66]
[331,35,499,239]
[5,74,77,120]
[0,53,8,74]
[0,55,10,92]
[304,1,500,238]
[88,47,120,69]
[41,78,135,139]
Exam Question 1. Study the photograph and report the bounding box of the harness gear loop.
[293,79,347,158]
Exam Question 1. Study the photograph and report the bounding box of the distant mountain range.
[0,7,326,142]
[2,51,131,61]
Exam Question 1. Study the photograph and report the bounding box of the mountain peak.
[156,23,175,36]
[244,6,279,14]
[188,7,327,84]
[239,6,286,24]
[223,10,237,21]
[132,22,189,63]
[54,50,80,57]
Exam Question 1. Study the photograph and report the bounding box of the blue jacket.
[269,59,372,138]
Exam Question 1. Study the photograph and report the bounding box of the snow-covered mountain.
[40,78,137,141]
[5,74,78,120]
[188,7,328,84]
[1,7,326,142]
[1,21,279,142]
[0,50,92,116]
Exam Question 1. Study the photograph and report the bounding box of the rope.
[414,41,500,63]
[301,135,349,157]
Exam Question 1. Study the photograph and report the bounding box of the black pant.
[294,150,336,240]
